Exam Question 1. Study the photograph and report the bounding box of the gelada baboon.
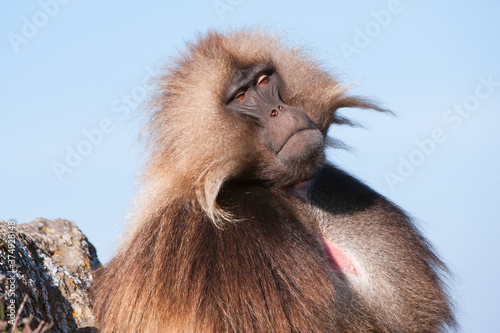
[93,30,455,332]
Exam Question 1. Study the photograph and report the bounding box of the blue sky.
[1,1,499,331]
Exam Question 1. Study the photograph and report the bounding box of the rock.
[0,218,100,332]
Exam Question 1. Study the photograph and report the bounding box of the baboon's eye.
[234,91,246,101]
[257,75,269,86]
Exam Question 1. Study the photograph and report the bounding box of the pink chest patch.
[277,181,358,276]
[320,235,358,276]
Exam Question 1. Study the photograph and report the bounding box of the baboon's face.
[224,65,325,187]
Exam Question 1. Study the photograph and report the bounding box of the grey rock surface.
[0,218,100,332]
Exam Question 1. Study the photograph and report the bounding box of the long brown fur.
[93,30,455,332]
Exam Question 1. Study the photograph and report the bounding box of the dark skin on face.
[225,65,324,168]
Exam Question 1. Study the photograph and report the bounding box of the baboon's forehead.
[166,30,344,130]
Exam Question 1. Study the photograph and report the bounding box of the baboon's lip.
[276,127,317,155]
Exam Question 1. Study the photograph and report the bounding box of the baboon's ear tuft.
[327,94,392,126]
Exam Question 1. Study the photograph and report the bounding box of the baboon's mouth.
[276,128,319,155]
[275,128,324,166]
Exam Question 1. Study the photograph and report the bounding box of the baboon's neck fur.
[95,187,378,332]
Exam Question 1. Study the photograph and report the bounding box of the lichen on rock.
[0,218,100,333]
